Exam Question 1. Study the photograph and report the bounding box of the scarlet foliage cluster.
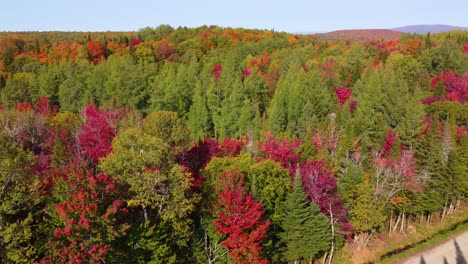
[16,102,32,112]
[242,66,252,77]
[43,166,129,264]
[248,52,269,71]
[377,40,400,52]
[312,132,326,152]
[178,138,219,188]
[258,134,302,175]
[349,100,358,113]
[380,130,397,157]
[212,64,222,80]
[424,71,468,104]
[178,137,244,188]
[219,137,245,157]
[215,171,270,264]
[130,37,142,48]
[36,97,57,116]
[373,132,421,202]
[77,103,122,166]
[300,160,354,237]
[334,87,352,105]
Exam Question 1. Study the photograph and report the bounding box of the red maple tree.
[258,133,302,175]
[424,71,468,104]
[214,170,270,264]
[42,165,129,264]
[77,103,122,166]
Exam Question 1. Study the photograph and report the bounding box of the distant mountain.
[315,29,402,41]
[393,25,468,34]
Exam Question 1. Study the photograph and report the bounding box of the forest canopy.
[0,25,467,263]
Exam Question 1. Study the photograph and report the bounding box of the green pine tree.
[280,176,331,263]
[349,181,386,234]
[415,115,446,213]
[188,81,212,140]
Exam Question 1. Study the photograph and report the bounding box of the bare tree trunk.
[205,231,227,264]
[356,232,371,249]
[328,204,335,264]
[407,215,411,230]
[143,206,148,222]
[448,202,454,215]
[399,212,405,233]
[389,210,393,235]
[442,202,447,219]
[392,212,401,232]
[322,252,328,264]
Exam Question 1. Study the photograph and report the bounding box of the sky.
[2,0,467,33]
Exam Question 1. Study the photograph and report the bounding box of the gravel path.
[400,230,468,264]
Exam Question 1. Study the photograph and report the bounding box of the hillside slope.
[393,24,468,33]
[315,29,402,41]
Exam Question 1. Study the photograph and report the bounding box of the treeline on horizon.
[0,25,467,263]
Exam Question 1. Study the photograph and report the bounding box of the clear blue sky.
[2,0,467,32]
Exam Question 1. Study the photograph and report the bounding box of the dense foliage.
[0,25,467,263]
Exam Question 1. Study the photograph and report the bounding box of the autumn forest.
[0,25,467,263]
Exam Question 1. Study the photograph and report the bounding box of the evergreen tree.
[441,120,468,205]
[104,54,153,113]
[349,181,386,234]
[335,121,356,171]
[188,81,212,140]
[1,73,35,107]
[425,32,432,49]
[397,85,425,147]
[58,62,90,112]
[268,73,289,134]
[280,175,331,263]
[353,69,386,144]
[37,63,66,106]
[415,115,446,213]
[217,79,244,138]
[269,65,332,137]
[150,59,197,117]
[381,69,410,129]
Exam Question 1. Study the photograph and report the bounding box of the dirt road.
[400,230,468,264]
